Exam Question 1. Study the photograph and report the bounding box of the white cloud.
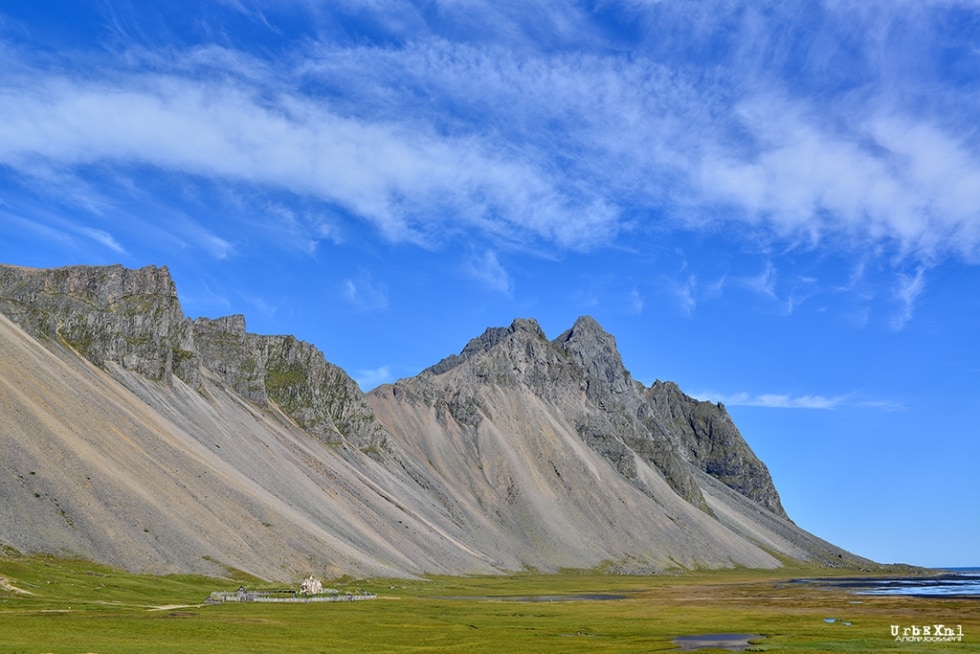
[259,203,338,255]
[180,281,232,315]
[354,364,393,391]
[695,96,980,264]
[342,270,388,311]
[463,250,513,295]
[665,273,696,315]
[697,390,904,410]
[738,261,779,299]
[857,399,906,411]
[784,286,813,316]
[0,59,619,252]
[700,392,848,410]
[77,226,126,254]
[2,0,979,277]
[237,291,278,319]
[891,266,927,331]
[868,117,980,261]
[284,18,970,275]
[628,286,644,315]
[0,207,79,251]
[170,219,234,260]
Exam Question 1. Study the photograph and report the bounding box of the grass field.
[1,555,977,653]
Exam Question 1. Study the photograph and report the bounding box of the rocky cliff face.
[0,264,386,452]
[641,380,787,517]
[377,315,782,519]
[0,262,867,579]
[0,264,196,383]
[192,315,386,450]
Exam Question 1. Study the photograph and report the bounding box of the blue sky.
[1,1,978,568]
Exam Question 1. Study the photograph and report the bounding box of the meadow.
[1,555,977,653]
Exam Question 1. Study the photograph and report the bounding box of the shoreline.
[792,569,980,599]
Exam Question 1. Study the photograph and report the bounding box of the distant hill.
[0,263,869,580]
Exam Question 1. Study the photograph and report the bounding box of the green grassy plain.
[1,555,977,653]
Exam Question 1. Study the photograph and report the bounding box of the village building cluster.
[205,576,377,605]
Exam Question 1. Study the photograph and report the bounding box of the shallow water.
[796,569,980,598]
[673,633,764,652]
[433,593,628,602]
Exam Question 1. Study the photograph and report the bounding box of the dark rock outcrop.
[380,315,781,517]
[0,264,386,452]
[642,380,788,518]
[0,264,197,383]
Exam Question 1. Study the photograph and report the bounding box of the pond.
[673,633,764,652]
[432,593,629,602]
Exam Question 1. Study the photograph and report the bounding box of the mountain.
[0,263,869,580]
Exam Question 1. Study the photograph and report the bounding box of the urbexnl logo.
[892,623,963,643]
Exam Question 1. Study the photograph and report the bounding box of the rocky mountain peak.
[0,263,195,382]
[508,317,545,336]
[386,315,776,517]
[194,313,247,335]
[0,262,864,578]
[0,263,387,452]
[642,380,788,518]
[424,317,546,376]
[554,315,632,396]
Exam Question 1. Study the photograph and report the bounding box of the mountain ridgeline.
[0,263,867,580]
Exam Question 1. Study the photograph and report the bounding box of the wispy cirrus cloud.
[342,269,388,311]
[2,0,978,283]
[698,100,980,262]
[0,52,619,252]
[627,286,644,316]
[353,364,393,391]
[77,227,125,254]
[699,392,848,410]
[464,249,513,296]
[891,266,927,331]
[664,273,697,315]
[696,390,905,411]
[297,19,980,268]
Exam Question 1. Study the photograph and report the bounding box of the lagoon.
[798,569,980,598]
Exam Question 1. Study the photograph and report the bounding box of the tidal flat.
[1,556,978,653]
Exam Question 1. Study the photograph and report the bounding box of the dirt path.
[0,576,34,595]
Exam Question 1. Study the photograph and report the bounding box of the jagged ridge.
[0,264,386,452]
[374,315,786,520]
[0,263,868,579]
